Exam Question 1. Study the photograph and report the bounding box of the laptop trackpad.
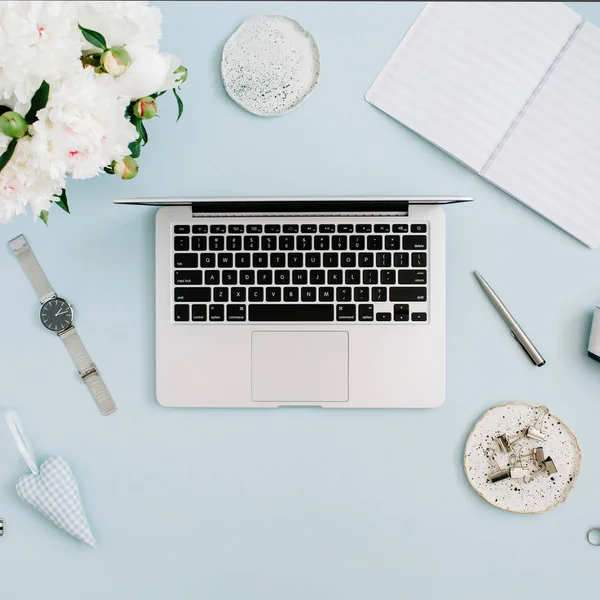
[251,331,349,403]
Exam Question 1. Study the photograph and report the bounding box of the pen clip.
[510,330,542,366]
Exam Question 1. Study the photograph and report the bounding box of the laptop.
[116,196,472,408]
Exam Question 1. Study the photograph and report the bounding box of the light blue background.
[1,2,600,597]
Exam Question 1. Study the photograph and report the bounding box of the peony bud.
[101,46,131,77]
[0,111,28,138]
[112,156,139,180]
[173,65,188,85]
[133,96,157,119]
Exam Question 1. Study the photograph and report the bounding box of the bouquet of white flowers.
[0,1,187,223]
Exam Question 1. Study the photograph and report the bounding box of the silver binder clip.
[510,467,528,479]
[494,434,511,454]
[486,449,511,483]
[526,407,550,441]
[542,457,558,475]
[521,447,545,465]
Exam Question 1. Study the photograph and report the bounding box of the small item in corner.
[473,271,546,367]
[588,307,600,362]
[510,467,528,479]
[0,518,4,536]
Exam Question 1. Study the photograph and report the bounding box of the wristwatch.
[8,235,116,416]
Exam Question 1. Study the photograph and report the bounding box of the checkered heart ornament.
[4,410,95,547]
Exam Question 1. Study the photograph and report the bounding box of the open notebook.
[366,2,600,248]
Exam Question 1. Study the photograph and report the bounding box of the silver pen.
[474,271,546,367]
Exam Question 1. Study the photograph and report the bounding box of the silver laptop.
[117,196,472,408]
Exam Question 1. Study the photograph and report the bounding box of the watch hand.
[55,309,69,316]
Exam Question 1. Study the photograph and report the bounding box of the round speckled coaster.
[221,15,320,117]
[464,402,581,514]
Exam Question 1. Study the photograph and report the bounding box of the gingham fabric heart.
[16,457,95,547]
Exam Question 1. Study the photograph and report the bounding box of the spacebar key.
[249,304,334,321]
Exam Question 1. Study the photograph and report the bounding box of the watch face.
[40,298,73,332]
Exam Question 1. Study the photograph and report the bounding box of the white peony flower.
[31,67,138,180]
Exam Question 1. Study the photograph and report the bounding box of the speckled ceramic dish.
[221,15,320,117]
[464,402,581,514]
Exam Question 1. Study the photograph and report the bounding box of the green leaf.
[104,165,115,175]
[39,210,49,225]
[173,88,184,122]
[128,138,142,159]
[53,188,69,213]
[24,80,49,124]
[78,24,107,50]
[0,138,18,173]
[149,91,166,99]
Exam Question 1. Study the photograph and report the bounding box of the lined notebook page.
[485,22,600,248]
[366,2,581,172]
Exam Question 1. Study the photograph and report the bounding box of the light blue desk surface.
[2,2,600,597]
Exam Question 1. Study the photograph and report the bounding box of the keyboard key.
[205,270,220,285]
[174,236,189,251]
[226,236,242,251]
[292,270,307,285]
[336,287,351,302]
[310,270,325,285]
[247,224,262,233]
[235,253,251,268]
[354,287,369,302]
[372,287,387,302]
[397,270,427,284]
[390,287,427,302]
[175,270,202,285]
[210,225,226,233]
[266,287,282,302]
[274,270,290,285]
[228,224,244,233]
[209,304,224,321]
[394,304,409,321]
[337,224,353,233]
[288,253,303,268]
[297,236,312,251]
[385,235,400,250]
[192,236,207,251]
[227,305,246,321]
[301,224,317,233]
[284,287,299,302]
[359,304,374,321]
[319,287,334,302]
[314,236,329,250]
[367,235,383,250]
[394,252,409,267]
[209,236,224,251]
[174,253,198,268]
[213,287,229,302]
[249,304,334,321]
[340,253,356,268]
[374,224,390,233]
[306,253,321,268]
[392,224,408,233]
[336,304,356,321]
[328,270,343,285]
[270,253,285,267]
[174,287,211,302]
[403,235,427,250]
[199,253,215,268]
[345,270,361,285]
[222,270,237,285]
[192,304,207,321]
[350,236,365,250]
[265,224,281,233]
[412,312,427,321]
[412,253,427,267]
[376,252,391,267]
[257,270,272,285]
[231,288,246,302]
[319,224,335,233]
[174,304,189,321]
[279,236,294,250]
[217,253,233,268]
[356,224,372,233]
[283,224,298,233]
[323,253,338,268]
[411,224,427,233]
[363,270,378,285]
[174,225,190,234]
[376,312,391,321]
[301,287,317,302]
[249,287,264,302]
[381,270,396,284]
[240,270,255,285]
[332,236,347,250]
[244,236,259,251]
[192,225,208,234]
[261,236,277,251]
[252,253,268,268]
[358,253,374,267]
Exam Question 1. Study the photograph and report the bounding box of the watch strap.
[8,235,55,303]
[59,326,117,416]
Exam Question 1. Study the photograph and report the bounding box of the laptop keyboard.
[172,222,428,323]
